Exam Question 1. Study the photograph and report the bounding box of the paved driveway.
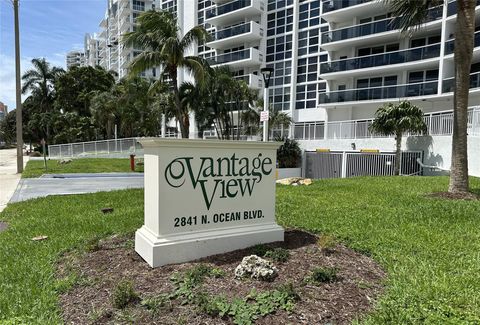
[10,173,144,203]
[0,149,28,212]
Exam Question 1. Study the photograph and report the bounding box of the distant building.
[0,101,7,121]
[84,33,103,67]
[98,0,160,79]
[66,51,85,69]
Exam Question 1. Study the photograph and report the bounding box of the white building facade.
[66,50,85,69]
[162,0,479,140]
[98,0,160,79]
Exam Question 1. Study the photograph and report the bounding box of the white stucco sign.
[135,138,284,267]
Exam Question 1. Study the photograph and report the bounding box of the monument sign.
[135,138,284,267]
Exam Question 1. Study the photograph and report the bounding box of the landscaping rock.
[58,158,73,165]
[276,177,313,186]
[234,255,278,281]
[0,221,8,233]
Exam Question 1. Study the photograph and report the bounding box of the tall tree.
[369,101,427,175]
[55,66,115,116]
[123,10,209,138]
[21,58,64,141]
[386,0,475,192]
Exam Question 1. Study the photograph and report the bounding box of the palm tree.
[123,10,209,138]
[369,101,427,175]
[22,58,64,107]
[21,58,64,142]
[386,0,475,192]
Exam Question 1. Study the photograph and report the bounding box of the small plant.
[317,235,336,253]
[307,267,338,284]
[252,244,269,257]
[264,247,290,263]
[276,137,302,168]
[141,294,170,316]
[112,280,139,309]
[210,267,226,278]
[170,264,215,303]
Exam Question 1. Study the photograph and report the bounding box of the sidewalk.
[0,148,29,213]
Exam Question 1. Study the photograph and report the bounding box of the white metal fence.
[294,107,480,140]
[305,150,423,179]
[48,138,141,158]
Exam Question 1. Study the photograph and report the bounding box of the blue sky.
[0,0,107,109]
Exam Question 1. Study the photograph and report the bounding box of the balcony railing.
[444,30,480,55]
[207,48,254,65]
[442,71,480,93]
[321,8,442,44]
[322,0,372,14]
[320,43,441,74]
[319,80,438,104]
[293,108,480,140]
[234,74,263,88]
[206,0,251,19]
[447,0,480,16]
[213,22,252,41]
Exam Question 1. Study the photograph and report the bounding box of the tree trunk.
[449,0,475,194]
[394,132,402,176]
[171,73,189,138]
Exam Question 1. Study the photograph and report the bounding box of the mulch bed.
[0,221,8,233]
[58,230,386,325]
[428,191,479,200]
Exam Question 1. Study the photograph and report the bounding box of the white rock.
[234,255,278,281]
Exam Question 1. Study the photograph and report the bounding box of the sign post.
[135,139,284,267]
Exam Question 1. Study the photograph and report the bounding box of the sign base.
[135,224,284,268]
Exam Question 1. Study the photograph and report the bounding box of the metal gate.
[305,152,343,179]
[305,151,423,179]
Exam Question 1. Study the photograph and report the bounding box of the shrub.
[264,247,290,263]
[252,244,269,257]
[308,267,338,284]
[112,280,139,309]
[317,235,336,253]
[276,137,302,168]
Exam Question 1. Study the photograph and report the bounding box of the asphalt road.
[10,173,144,203]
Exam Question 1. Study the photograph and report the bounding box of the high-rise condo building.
[66,50,85,69]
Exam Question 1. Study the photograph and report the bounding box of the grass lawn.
[0,176,479,323]
[22,158,143,178]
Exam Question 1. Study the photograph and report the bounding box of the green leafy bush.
[112,280,139,309]
[264,247,290,263]
[308,267,338,284]
[276,137,302,168]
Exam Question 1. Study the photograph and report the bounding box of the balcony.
[234,73,263,89]
[322,0,372,13]
[442,71,480,93]
[321,8,442,49]
[205,0,265,26]
[320,43,441,75]
[318,80,439,104]
[444,30,480,55]
[447,0,480,16]
[207,22,263,49]
[207,48,263,68]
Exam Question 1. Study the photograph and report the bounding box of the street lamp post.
[260,67,273,142]
[13,0,23,173]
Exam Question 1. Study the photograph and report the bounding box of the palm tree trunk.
[171,74,189,138]
[449,0,475,194]
[394,133,402,176]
